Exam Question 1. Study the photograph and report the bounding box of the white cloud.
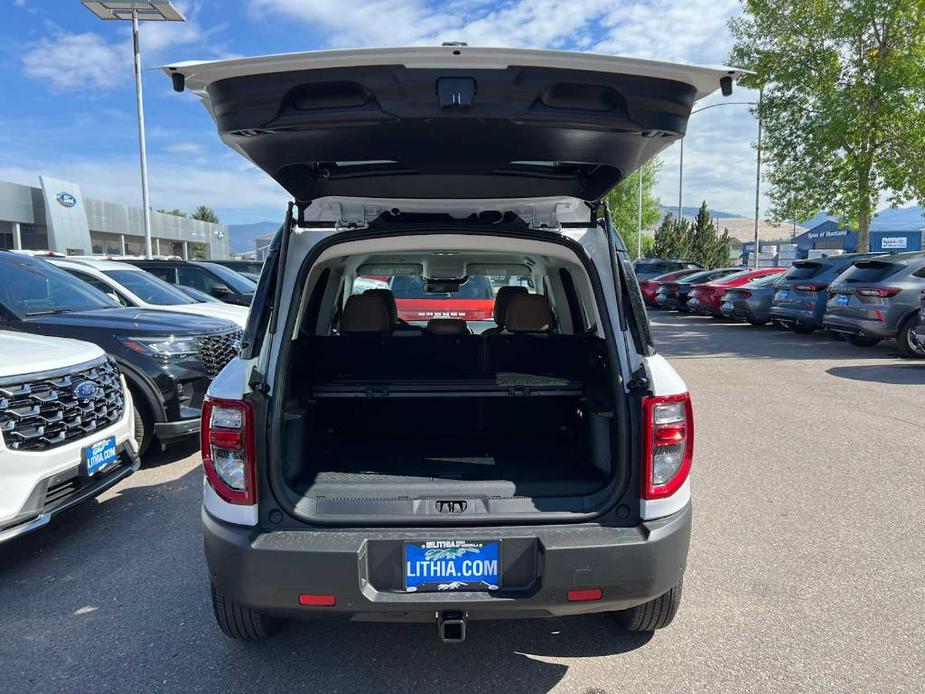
[164,141,206,155]
[22,32,129,91]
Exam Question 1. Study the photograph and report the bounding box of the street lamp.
[677,93,764,268]
[81,1,186,259]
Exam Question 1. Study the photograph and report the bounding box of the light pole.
[637,165,643,258]
[81,1,185,259]
[677,97,763,267]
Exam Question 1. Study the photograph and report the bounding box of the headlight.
[118,335,201,360]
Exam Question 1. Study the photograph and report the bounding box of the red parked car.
[639,268,706,306]
[687,268,786,316]
[390,275,495,322]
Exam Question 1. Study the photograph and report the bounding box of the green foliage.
[157,208,187,217]
[604,160,662,258]
[191,206,220,224]
[651,203,732,268]
[729,0,925,251]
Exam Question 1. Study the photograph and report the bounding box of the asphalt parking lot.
[1,312,922,693]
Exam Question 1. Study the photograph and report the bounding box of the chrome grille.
[0,358,125,452]
[198,329,243,378]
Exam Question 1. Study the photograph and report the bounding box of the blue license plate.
[721,301,734,312]
[404,540,501,592]
[776,289,790,300]
[83,436,117,476]
[836,294,850,306]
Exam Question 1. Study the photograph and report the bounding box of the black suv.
[124,260,256,306]
[633,258,702,281]
[0,252,243,453]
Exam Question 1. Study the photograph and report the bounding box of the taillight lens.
[737,290,752,299]
[855,287,900,298]
[794,283,828,292]
[201,398,256,505]
[642,393,694,500]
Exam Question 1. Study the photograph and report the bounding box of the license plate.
[404,540,501,592]
[688,297,699,305]
[776,289,790,300]
[83,436,117,476]
[655,294,667,304]
[721,301,734,312]
[836,294,850,306]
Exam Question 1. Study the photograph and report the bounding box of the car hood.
[21,308,238,336]
[0,330,105,378]
[163,46,744,202]
[157,303,249,329]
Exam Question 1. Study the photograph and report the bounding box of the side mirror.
[211,285,232,298]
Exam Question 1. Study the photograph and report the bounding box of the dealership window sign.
[56,192,78,208]
[881,236,908,250]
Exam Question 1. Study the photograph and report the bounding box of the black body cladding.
[206,65,698,201]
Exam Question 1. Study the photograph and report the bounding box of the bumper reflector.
[299,594,336,606]
[567,589,602,602]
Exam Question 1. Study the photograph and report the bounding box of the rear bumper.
[770,305,823,328]
[822,315,896,338]
[203,503,692,621]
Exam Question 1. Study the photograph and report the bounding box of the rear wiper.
[25,308,77,316]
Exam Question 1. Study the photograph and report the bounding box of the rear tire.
[847,334,882,347]
[792,324,815,334]
[211,584,281,641]
[616,579,683,632]
[896,315,925,359]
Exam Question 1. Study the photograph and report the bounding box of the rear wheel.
[847,334,882,348]
[896,315,925,359]
[615,580,683,632]
[792,324,815,334]
[211,584,281,641]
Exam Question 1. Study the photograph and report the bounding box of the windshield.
[0,255,119,317]
[176,285,222,303]
[389,275,494,300]
[104,269,196,306]
[195,262,257,293]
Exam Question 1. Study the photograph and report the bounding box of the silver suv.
[823,252,925,357]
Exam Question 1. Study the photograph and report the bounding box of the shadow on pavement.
[141,434,201,469]
[1,463,653,693]
[649,312,900,361]
[826,363,925,385]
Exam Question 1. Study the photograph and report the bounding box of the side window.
[912,264,925,279]
[67,270,129,306]
[146,266,175,283]
[178,267,232,299]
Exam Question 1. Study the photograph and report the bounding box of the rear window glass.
[838,262,902,283]
[389,275,495,300]
[675,270,715,285]
[746,273,781,287]
[784,262,824,280]
[635,261,675,274]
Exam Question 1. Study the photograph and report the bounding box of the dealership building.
[0,176,229,259]
[794,216,924,256]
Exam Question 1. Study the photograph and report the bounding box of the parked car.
[0,331,139,543]
[655,267,742,311]
[0,252,243,453]
[718,272,784,325]
[49,258,249,328]
[769,253,886,334]
[389,274,495,324]
[123,260,256,306]
[634,258,702,281]
[161,46,736,640]
[639,268,704,307]
[823,252,925,357]
[688,268,786,317]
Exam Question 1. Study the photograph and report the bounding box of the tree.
[687,202,732,268]
[652,212,690,259]
[729,0,925,252]
[157,208,187,217]
[191,206,220,224]
[604,160,662,258]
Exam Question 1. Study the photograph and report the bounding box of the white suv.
[162,46,742,641]
[0,331,138,543]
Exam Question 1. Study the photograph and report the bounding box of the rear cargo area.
[280,331,616,508]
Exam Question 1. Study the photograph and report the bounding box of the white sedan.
[49,258,249,328]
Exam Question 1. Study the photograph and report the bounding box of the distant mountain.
[658,204,742,219]
[227,221,281,253]
[871,205,925,231]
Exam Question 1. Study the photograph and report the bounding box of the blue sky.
[0,0,761,225]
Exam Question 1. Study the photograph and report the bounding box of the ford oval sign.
[56,192,78,208]
[75,381,98,400]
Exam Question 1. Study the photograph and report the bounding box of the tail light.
[855,287,901,298]
[737,290,752,299]
[642,393,694,500]
[794,283,828,292]
[201,398,256,505]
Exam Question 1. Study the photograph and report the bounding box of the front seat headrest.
[362,288,398,325]
[341,293,393,333]
[504,293,553,333]
[426,318,470,335]
[492,285,528,326]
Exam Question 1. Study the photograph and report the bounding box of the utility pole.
[752,88,763,269]
[637,166,643,258]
